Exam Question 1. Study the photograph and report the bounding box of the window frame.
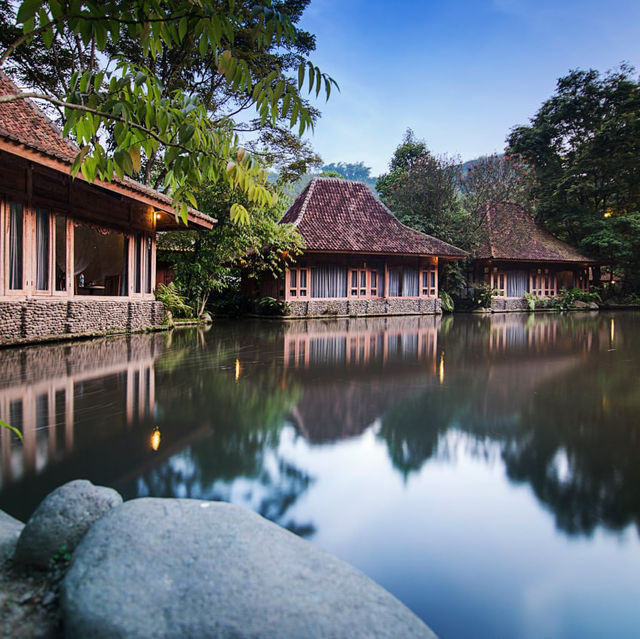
[287,267,310,299]
[420,266,437,297]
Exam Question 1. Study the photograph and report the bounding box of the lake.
[1,312,639,639]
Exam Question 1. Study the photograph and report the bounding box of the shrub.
[472,283,498,308]
[524,292,537,311]
[439,290,454,313]
[154,283,194,318]
[255,296,291,316]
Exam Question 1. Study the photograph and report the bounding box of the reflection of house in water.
[485,313,604,355]
[284,316,439,370]
[283,317,441,443]
[0,334,162,501]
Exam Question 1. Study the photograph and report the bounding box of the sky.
[296,0,640,176]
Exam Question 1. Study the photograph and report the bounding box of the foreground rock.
[0,510,24,559]
[15,480,122,569]
[62,499,437,639]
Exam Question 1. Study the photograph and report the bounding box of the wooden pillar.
[383,260,389,298]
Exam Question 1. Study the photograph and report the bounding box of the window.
[35,208,50,291]
[55,215,67,291]
[421,267,437,297]
[370,271,378,297]
[74,222,129,296]
[288,268,308,297]
[134,233,142,293]
[495,273,506,296]
[349,269,380,297]
[530,268,556,296]
[8,202,24,290]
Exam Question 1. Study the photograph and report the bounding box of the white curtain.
[388,267,401,297]
[9,202,23,289]
[36,209,50,290]
[507,270,528,297]
[311,265,347,298]
[403,267,419,297]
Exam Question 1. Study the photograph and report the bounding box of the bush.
[154,283,194,318]
[255,297,291,316]
[439,290,454,313]
[524,292,537,311]
[472,283,498,308]
[548,287,601,311]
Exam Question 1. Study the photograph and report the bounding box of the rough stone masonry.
[0,299,165,346]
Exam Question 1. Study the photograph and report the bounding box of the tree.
[508,65,640,290]
[0,0,337,223]
[458,153,537,252]
[321,161,375,187]
[158,178,303,316]
[376,130,462,244]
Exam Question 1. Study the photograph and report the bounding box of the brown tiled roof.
[280,178,467,257]
[474,202,595,263]
[0,71,213,227]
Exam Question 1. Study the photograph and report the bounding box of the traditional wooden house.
[0,71,213,345]
[472,203,596,307]
[251,178,467,316]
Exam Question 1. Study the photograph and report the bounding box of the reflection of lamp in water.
[439,352,445,384]
[150,427,161,451]
[610,318,615,344]
[235,358,241,382]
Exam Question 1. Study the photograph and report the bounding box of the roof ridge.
[485,203,495,258]
[372,186,467,256]
[292,177,318,228]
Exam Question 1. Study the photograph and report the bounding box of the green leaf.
[129,146,141,173]
[16,0,43,25]
[0,419,23,440]
[178,16,188,41]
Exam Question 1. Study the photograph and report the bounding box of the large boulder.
[14,480,122,569]
[0,509,24,559]
[62,499,437,639]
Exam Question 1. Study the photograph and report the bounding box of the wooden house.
[250,178,467,316]
[472,203,597,306]
[0,71,213,344]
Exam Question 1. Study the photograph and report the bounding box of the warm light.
[438,352,445,385]
[235,358,241,382]
[150,427,161,451]
[155,212,161,220]
[610,318,615,344]
[604,211,612,218]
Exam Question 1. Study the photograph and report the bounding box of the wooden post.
[383,260,389,298]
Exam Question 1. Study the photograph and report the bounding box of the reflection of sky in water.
[2,313,640,639]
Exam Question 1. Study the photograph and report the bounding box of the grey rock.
[0,509,24,559]
[62,498,437,639]
[15,480,122,569]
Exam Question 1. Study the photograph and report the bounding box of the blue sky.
[298,0,640,176]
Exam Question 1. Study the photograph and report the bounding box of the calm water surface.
[1,312,639,639]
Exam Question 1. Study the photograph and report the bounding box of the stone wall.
[286,297,441,318]
[0,299,165,346]
[490,297,529,312]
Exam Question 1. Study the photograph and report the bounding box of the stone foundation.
[286,297,441,318]
[0,298,165,346]
[490,297,529,312]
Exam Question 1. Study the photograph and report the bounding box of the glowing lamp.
[150,427,161,451]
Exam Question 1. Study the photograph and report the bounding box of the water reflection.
[0,312,637,540]
[2,312,640,637]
